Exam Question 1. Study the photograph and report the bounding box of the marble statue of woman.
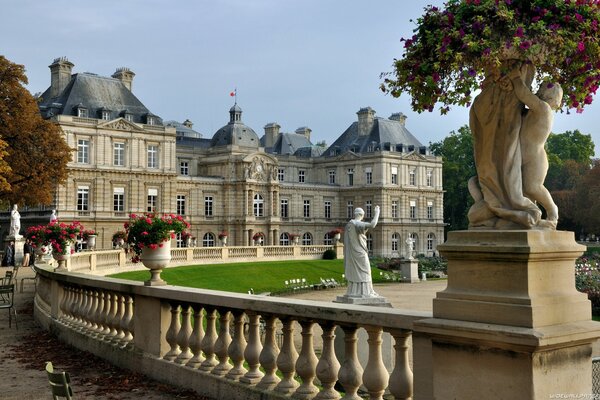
[9,204,21,238]
[343,206,380,297]
[50,209,58,223]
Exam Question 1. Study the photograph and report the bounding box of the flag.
[230,91,235,97]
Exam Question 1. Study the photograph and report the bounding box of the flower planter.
[86,235,97,250]
[141,240,171,286]
[220,236,227,246]
[52,243,72,270]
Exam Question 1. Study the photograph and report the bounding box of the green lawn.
[109,259,395,294]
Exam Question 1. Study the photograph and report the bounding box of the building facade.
[33,58,444,257]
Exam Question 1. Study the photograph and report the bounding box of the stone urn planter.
[86,234,97,250]
[35,245,50,260]
[52,243,72,270]
[140,240,171,286]
[334,233,341,242]
[220,236,227,247]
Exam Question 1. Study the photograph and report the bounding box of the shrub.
[322,249,337,260]
[576,254,600,315]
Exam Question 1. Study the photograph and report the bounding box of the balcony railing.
[35,262,427,400]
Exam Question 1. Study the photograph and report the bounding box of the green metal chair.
[46,361,74,399]
[19,264,37,293]
[0,284,17,328]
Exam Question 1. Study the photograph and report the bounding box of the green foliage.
[575,254,600,315]
[110,260,391,294]
[416,255,448,277]
[575,160,600,234]
[381,0,600,114]
[322,249,337,260]
[546,130,595,165]
[430,125,476,232]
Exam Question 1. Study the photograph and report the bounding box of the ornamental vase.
[221,236,227,246]
[140,240,171,286]
[334,233,341,242]
[86,235,97,250]
[52,243,72,270]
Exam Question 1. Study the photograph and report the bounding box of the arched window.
[203,232,215,247]
[391,233,400,252]
[280,232,290,246]
[302,232,312,245]
[367,233,373,253]
[427,233,436,251]
[323,233,333,246]
[253,194,264,217]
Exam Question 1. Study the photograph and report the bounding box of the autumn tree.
[575,160,600,235]
[0,56,71,206]
[430,125,476,233]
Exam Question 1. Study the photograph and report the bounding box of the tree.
[546,130,595,165]
[575,160,600,235]
[430,125,476,233]
[0,56,71,206]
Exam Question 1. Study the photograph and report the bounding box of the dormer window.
[75,104,88,118]
[101,109,111,120]
[147,116,156,125]
[125,113,133,122]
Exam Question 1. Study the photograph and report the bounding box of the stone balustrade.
[34,263,428,400]
[65,244,342,275]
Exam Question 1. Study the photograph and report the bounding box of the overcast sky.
[2,0,598,156]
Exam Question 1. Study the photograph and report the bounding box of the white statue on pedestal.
[343,206,380,298]
[50,209,58,223]
[405,236,415,260]
[9,204,21,238]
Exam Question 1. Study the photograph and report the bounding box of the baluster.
[120,295,134,348]
[275,318,299,394]
[112,294,126,345]
[187,306,205,368]
[175,304,193,364]
[388,329,413,400]
[87,290,99,334]
[293,320,319,399]
[99,292,113,339]
[257,315,280,389]
[362,326,389,400]
[93,291,106,338]
[83,289,94,331]
[105,292,119,342]
[315,322,341,400]
[226,310,247,380]
[60,286,72,325]
[200,308,218,371]
[75,288,88,331]
[338,325,364,400]
[164,303,182,361]
[70,287,81,327]
[241,311,264,384]
[212,309,232,376]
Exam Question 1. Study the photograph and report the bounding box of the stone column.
[412,230,600,399]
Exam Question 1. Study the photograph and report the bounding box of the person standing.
[2,241,15,267]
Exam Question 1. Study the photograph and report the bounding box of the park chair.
[2,270,14,285]
[46,361,74,399]
[0,284,17,328]
[20,264,37,293]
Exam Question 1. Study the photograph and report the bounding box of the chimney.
[295,126,311,142]
[183,119,193,128]
[263,122,281,148]
[389,112,407,125]
[112,67,135,91]
[357,107,375,136]
[48,57,74,99]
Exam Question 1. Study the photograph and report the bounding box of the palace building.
[32,57,444,257]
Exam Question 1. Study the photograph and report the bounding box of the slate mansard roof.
[38,72,161,124]
[210,104,260,148]
[268,132,325,158]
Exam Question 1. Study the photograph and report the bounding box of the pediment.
[403,151,427,161]
[335,151,362,161]
[98,118,143,132]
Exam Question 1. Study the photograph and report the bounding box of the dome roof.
[210,104,260,148]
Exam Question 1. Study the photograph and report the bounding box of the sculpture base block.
[334,295,392,308]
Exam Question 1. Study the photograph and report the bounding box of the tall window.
[324,200,332,219]
[426,169,433,187]
[409,168,416,185]
[347,168,354,186]
[278,168,285,182]
[180,161,189,176]
[365,167,372,185]
[366,233,373,253]
[324,233,333,246]
[77,186,89,211]
[328,170,336,184]
[113,142,125,166]
[391,200,398,219]
[204,196,213,216]
[77,139,89,164]
[427,233,436,251]
[410,200,417,219]
[298,170,305,183]
[391,166,398,184]
[280,199,289,218]
[427,200,434,219]
[177,195,186,215]
[366,200,372,219]
[279,232,290,246]
[392,233,399,251]
[203,233,215,247]
[253,194,264,217]
[303,199,311,218]
[147,189,158,212]
[147,145,158,169]
[347,201,354,219]
[113,187,124,212]
[302,232,313,245]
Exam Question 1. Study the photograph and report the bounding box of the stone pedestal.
[334,294,392,307]
[398,259,419,283]
[412,230,600,399]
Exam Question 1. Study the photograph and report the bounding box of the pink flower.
[578,41,586,52]
[514,26,524,37]
[149,243,158,250]
[146,218,152,224]
[141,231,149,236]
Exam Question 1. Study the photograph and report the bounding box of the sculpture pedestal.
[334,294,392,308]
[398,259,419,283]
[412,230,600,399]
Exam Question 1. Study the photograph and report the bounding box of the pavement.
[0,265,444,399]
